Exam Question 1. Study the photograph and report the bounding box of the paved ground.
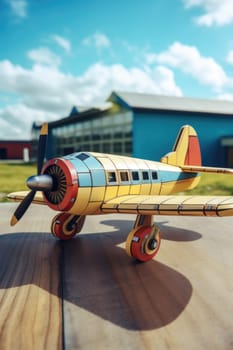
[0,203,233,349]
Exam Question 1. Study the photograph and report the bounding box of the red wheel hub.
[131,226,161,262]
[51,213,77,240]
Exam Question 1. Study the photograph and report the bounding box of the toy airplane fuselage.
[9,125,233,262]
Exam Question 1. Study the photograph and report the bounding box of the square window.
[152,171,158,180]
[107,172,117,183]
[120,171,129,182]
[132,171,139,181]
[142,171,149,180]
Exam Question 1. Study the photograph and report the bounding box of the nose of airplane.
[27,174,54,191]
[41,157,78,211]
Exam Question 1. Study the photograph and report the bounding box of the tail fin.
[161,125,202,167]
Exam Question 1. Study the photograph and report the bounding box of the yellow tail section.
[161,125,202,167]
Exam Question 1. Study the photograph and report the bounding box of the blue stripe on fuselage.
[65,153,106,187]
[159,169,199,183]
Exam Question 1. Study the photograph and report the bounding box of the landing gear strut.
[126,215,161,262]
[51,213,86,240]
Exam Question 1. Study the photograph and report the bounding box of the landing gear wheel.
[127,224,161,262]
[51,213,83,240]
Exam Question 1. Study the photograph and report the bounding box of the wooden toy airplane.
[8,123,233,262]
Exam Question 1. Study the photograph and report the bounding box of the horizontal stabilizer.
[181,165,233,174]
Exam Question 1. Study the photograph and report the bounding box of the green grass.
[183,173,233,195]
[0,163,36,201]
[0,163,233,202]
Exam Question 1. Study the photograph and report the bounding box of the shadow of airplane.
[0,218,195,331]
[101,219,202,242]
[159,221,202,241]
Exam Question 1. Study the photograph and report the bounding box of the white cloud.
[0,104,57,140]
[0,59,182,139]
[0,60,77,110]
[6,0,28,18]
[82,32,111,50]
[27,47,61,67]
[51,35,71,53]
[217,93,233,101]
[183,0,233,26]
[73,63,182,104]
[146,41,232,92]
[153,66,182,96]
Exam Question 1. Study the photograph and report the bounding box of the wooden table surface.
[0,203,233,350]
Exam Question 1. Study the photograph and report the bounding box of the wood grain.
[0,204,62,349]
[0,204,233,349]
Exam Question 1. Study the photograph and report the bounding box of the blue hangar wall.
[133,110,231,167]
[43,91,233,167]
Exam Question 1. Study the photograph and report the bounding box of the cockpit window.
[76,153,90,161]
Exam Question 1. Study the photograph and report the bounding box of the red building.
[0,141,31,160]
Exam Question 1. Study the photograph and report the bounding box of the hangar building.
[33,91,233,167]
[0,140,31,161]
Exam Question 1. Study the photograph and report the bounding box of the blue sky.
[1,0,233,139]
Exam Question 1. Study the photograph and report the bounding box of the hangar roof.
[48,91,233,129]
[49,102,112,127]
[109,91,233,115]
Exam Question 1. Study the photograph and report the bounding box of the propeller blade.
[10,123,49,226]
[10,190,36,226]
[37,123,48,174]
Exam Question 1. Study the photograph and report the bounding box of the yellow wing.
[8,191,233,217]
[7,191,46,205]
[101,195,233,217]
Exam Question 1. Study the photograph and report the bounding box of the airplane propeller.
[10,123,53,226]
